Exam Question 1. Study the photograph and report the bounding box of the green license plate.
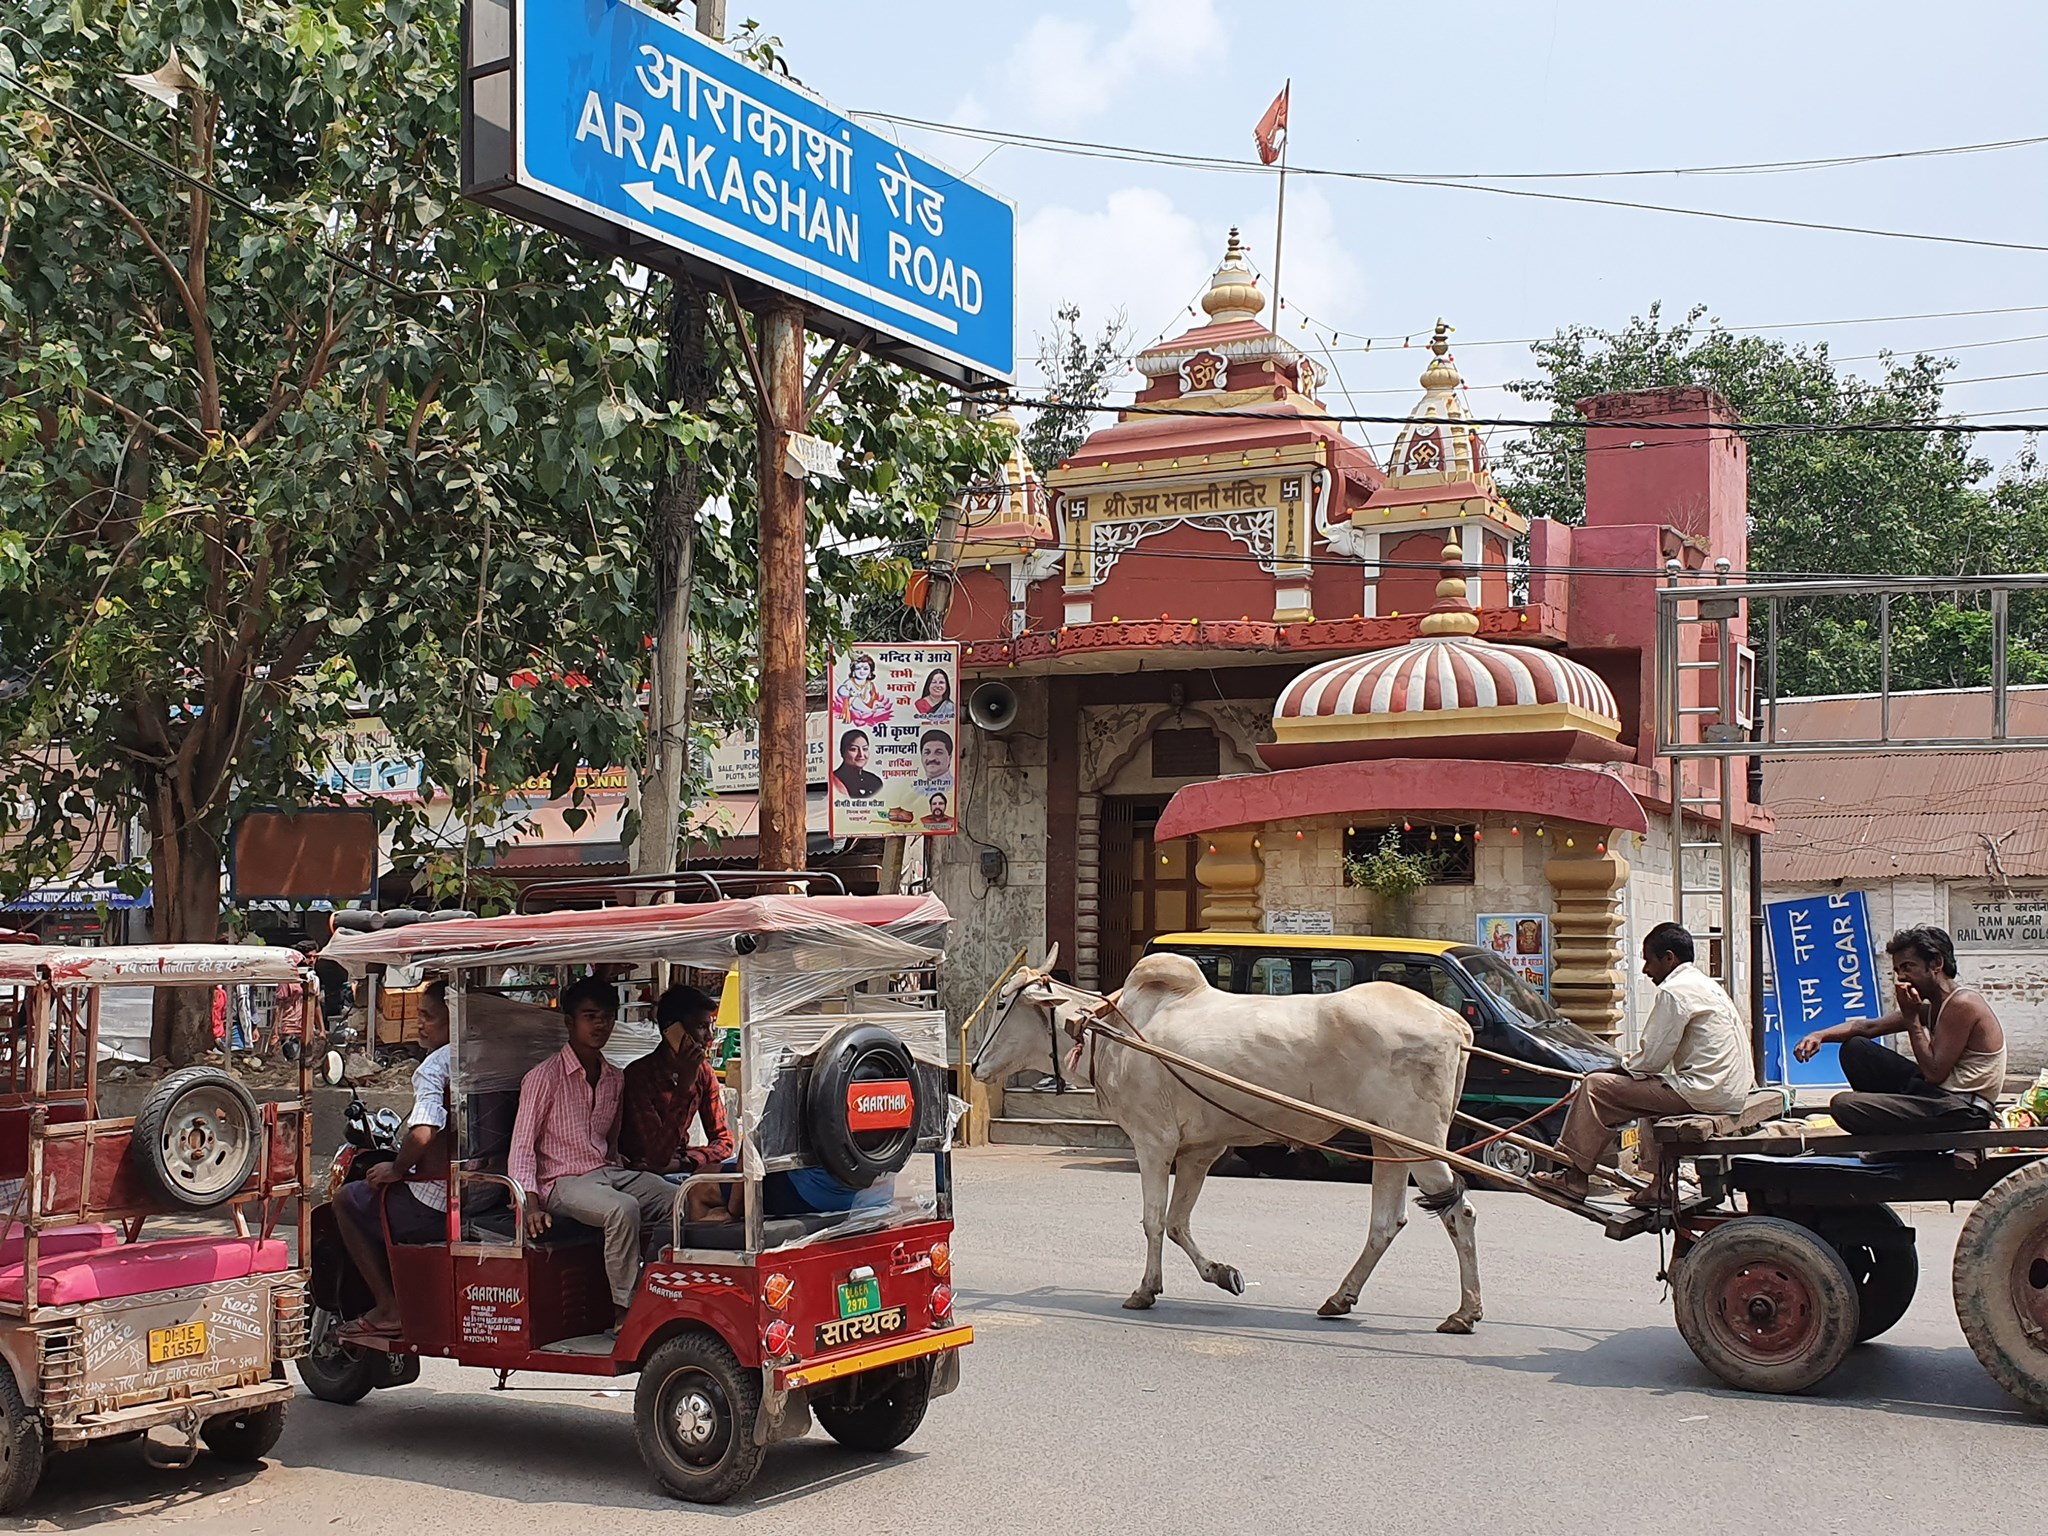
[837,1278,880,1319]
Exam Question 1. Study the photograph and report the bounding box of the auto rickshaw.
[0,943,313,1511]
[305,884,972,1503]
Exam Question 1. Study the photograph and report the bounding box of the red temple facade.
[932,232,1764,1054]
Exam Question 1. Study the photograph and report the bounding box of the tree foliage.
[0,0,1001,1057]
[1496,304,2048,697]
[1020,301,1128,477]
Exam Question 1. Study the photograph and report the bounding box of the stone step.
[989,1117,1131,1150]
[998,1087,1106,1122]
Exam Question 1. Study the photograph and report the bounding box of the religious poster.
[828,642,960,837]
[1477,913,1550,996]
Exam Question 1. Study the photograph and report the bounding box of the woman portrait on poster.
[913,668,954,721]
[834,655,890,727]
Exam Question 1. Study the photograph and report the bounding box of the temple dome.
[1386,320,1486,484]
[1261,541,1625,767]
[1199,227,1265,324]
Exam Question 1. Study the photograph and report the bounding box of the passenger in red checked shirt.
[508,978,677,1324]
[620,985,734,1186]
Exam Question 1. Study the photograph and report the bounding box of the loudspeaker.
[967,682,1020,735]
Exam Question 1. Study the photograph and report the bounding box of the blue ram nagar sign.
[1761,890,1883,1089]
[494,0,1015,385]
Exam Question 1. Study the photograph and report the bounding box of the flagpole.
[1269,79,1290,329]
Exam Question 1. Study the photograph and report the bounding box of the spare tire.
[134,1066,264,1208]
[806,1023,921,1190]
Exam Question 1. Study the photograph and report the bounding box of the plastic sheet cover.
[764,1094,967,1251]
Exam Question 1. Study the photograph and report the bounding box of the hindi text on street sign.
[479,0,1015,385]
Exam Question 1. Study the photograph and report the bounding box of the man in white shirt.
[337,980,458,1335]
[1533,923,1754,1208]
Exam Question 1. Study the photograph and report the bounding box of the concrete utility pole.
[631,0,724,886]
[754,300,810,874]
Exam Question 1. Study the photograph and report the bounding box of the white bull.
[972,949,1482,1332]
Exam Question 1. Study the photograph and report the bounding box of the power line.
[854,111,2048,255]
[982,392,2048,436]
[856,111,2048,184]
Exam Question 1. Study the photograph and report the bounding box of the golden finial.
[1418,537,1481,637]
[1420,318,1460,392]
[1200,227,1266,324]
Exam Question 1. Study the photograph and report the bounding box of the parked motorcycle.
[295,1079,419,1402]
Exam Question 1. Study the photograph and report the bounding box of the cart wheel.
[634,1331,765,1504]
[1953,1158,2048,1419]
[1798,1207,1919,1343]
[1673,1217,1859,1394]
[134,1066,263,1208]
[294,1309,380,1405]
[0,1367,44,1514]
[201,1402,285,1463]
[814,1360,933,1453]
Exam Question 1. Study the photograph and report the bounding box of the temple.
[929,230,1767,1061]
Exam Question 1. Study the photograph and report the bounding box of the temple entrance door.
[1098,797,1198,988]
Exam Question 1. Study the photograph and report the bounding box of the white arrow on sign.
[618,182,958,335]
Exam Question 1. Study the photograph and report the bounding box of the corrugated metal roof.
[1764,688,2048,882]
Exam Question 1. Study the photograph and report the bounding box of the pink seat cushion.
[0,1224,119,1267]
[0,1236,289,1306]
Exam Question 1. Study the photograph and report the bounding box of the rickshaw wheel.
[0,1368,45,1514]
[1953,1158,2048,1419]
[134,1067,263,1209]
[294,1311,380,1405]
[634,1331,765,1504]
[814,1360,932,1453]
[1673,1217,1858,1394]
[201,1402,286,1463]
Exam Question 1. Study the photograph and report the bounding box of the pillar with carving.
[1195,828,1264,932]
[1545,837,1630,1042]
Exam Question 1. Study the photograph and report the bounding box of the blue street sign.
[509,0,1015,383]
[1761,891,1883,1088]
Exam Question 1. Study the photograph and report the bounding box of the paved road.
[21,1146,2040,1535]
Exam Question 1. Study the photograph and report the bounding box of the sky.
[753,0,2048,474]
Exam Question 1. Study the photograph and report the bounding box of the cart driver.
[1794,925,2007,1136]
[508,978,678,1326]
[1533,923,1754,1208]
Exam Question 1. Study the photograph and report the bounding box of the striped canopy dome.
[1275,635,1620,732]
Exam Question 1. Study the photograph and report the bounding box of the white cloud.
[1015,187,1213,390]
[1009,0,1226,123]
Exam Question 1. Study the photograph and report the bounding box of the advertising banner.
[827,643,959,837]
[1762,890,1882,1088]
[1477,913,1550,996]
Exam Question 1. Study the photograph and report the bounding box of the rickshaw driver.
[508,978,678,1325]
[337,978,458,1335]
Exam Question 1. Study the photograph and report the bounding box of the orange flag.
[1254,84,1290,166]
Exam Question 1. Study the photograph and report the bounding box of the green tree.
[0,1,1000,1058]
[1496,303,2048,696]
[1021,301,1128,477]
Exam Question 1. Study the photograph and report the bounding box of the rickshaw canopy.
[319,894,950,978]
[0,943,309,988]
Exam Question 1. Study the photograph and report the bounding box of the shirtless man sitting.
[1796,924,2006,1135]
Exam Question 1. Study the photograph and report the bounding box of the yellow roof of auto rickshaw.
[1147,932,1464,956]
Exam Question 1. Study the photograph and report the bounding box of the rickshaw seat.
[461,1208,603,1248]
[0,1223,118,1266]
[0,1234,288,1305]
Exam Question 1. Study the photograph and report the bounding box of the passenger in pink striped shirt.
[508,978,676,1321]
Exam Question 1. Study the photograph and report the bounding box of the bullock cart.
[1057,1014,2048,1416]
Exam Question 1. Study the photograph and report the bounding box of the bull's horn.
[1039,941,1060,974]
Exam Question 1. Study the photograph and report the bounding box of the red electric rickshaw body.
[308,888,970,1503]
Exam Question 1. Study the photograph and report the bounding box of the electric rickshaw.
[304,887,971,1503]
[0,943,313,1511]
